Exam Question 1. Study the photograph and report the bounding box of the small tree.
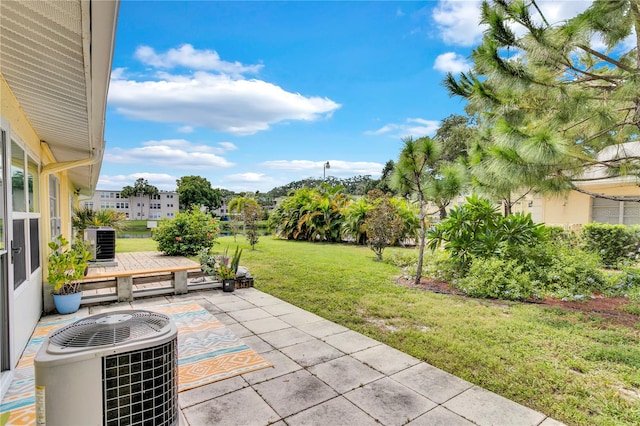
[243,202,262,250]
[153,206,219,256]
[364,190,404,261]
[121,178,159,220]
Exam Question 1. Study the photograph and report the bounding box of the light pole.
[323,161,330,180]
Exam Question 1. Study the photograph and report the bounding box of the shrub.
[421,250,460,283]
[427,195,546,269]
[153,206,219,256]
[458,257,533,301]
[581,223,639,267]
[604,266,640,299]
[536,245,606,299]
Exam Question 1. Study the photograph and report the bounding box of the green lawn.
[120,236,640,425]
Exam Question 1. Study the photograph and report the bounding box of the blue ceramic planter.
[52,292,82,314]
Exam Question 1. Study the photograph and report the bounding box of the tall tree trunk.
[415,192,426,285]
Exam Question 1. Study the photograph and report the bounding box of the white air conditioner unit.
[85,227,116,262]
[34,310,178,426]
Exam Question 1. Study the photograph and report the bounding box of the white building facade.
[80,189,179,220]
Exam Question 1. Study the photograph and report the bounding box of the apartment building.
[80,189,179,220]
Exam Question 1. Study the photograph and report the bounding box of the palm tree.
[391,136,442,284]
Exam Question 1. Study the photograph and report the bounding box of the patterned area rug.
[0,302,272,425]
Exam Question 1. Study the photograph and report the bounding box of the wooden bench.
[80,265,206,305]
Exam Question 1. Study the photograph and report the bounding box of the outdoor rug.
[0,302,272,425]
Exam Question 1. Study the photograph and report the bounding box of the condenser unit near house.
[34,310,178,426]
[85,227,116,261]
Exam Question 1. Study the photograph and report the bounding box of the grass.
[116,238,157,253]
[121,236,640,425]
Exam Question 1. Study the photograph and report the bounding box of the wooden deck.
[81,252,206,305]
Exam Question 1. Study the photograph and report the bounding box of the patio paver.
[285,396,379,426]
[252,369,338,418]
[443,386,547,426]
[344,377,437,426]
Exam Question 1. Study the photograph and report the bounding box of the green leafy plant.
[581,223,640,268]
[427,195,546,270]
[458,257,533,301]
[153,206,219,256]
[364,190,405,261]
[200,246,243,280]
[47,235,92,295]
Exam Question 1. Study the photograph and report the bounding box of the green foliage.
[458,257,533,300]
[341,197,372,245]
[176,175,222,211]
[198,245,243,280]
[243,202,262,250]
[605,267,640,300]
[364,191,405,260]
[446,0,640,203]
[581,223,640,267]
[427,194,546,269]
[72,207,126,239]
[153,206,219,256]
[121,177,159,199]
[47,235,92,295]
[269,185,350,242]
[421,249,460,283]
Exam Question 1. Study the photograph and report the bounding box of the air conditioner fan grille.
[50,310,171,349]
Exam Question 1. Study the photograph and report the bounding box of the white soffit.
[0,0,118,192]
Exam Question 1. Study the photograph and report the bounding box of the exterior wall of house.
[535,181,640,226]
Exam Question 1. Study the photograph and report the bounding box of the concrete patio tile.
[237,293,283,307]
[280,339,345,367]
[540,417,567,426]
[351,344,421,375]
[129,297,170,308]
[195,299,223,314]
[167,293,209,303]
[242,316,291,334]
[261,302,306,317]
[443,386,547,426]
[285,396,378,426]
[279,310,324,327]
[253,369,338,418]
[344,377,437,426]
[259,327,315,349]
[391,363,473,404]
[178,375,247,409]
[182,386,279,426]
[309,355,384,393]
[214,299,257,312]
[322,330,381,354]
[211,312,237,325]
[407,406,475,426]
[242,349,303,385]
[297,319,348,338]
[227,307,272,322]
[241,335,274,353]
[225,322,253,338]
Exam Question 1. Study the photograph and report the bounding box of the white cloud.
[96,173,178,191]
[366,118,440,139]
[104,139,235,169]
[226,172,267,182]
[134,44,263,75]
[177,125,194,133]
[218,142,238,151]
[260,160,383,177]
[432,0,484,46]
[109,70,341,136]
[433,52,471,73]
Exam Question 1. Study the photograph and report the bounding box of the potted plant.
[198,246,243,292]
[47,235,92,314]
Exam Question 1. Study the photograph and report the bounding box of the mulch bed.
[398,277,639,328]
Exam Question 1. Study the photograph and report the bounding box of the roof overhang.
[0,0,119,195]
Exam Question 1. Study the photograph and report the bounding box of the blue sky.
[101,0,592,193]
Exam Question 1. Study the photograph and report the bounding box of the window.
[49,176,60,237]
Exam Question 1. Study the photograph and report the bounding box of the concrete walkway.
[81,288,565,426]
